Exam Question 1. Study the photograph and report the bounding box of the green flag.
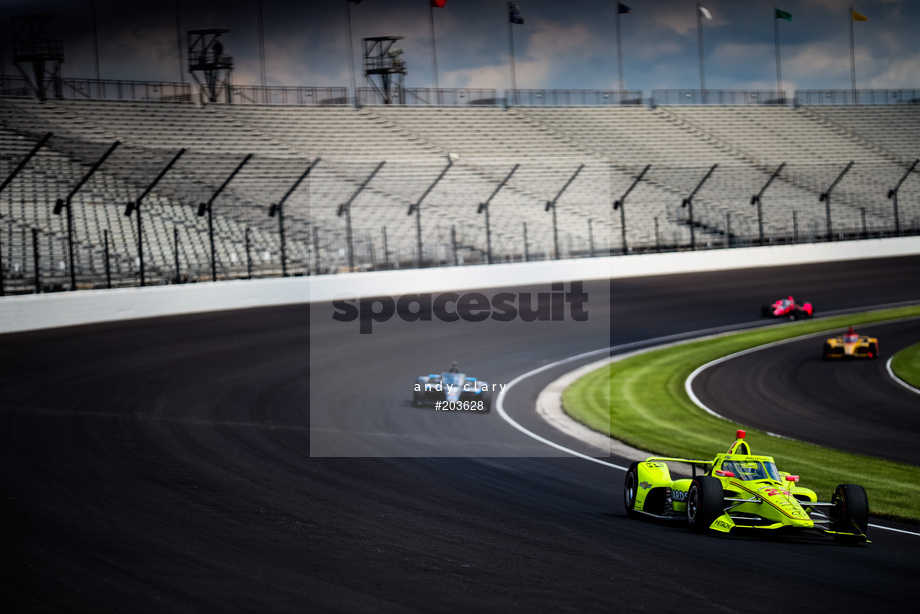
[775,9,792,21]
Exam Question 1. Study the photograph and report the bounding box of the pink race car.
[761,296,814,320]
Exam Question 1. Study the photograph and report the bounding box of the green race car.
[623,430,869,543]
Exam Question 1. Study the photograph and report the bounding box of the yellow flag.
[852,10,868,21]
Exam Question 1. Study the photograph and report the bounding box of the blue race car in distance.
[412,364,492,412]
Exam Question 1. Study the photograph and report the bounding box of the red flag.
[431,0,447,7]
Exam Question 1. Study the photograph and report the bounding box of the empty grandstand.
[2,81,919,294]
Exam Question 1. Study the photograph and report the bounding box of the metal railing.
[0,75,193,102]
[652,90,788,106]
[795,89,920,106]
[0,76,348,106]
[228,85,348,106]
[5,77,920,109]
[508,89,643,106]
[357,87,499,106]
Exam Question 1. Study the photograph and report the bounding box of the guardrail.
[508,89,643,106]
[795,89,920,106]
[652,90,788,106]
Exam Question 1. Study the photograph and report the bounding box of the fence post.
[0,215,4,297]
[382,227,390,269]
[173,226,181,283]
[522,221,529,262]
[245,227,253,279]
[104,229,111,288]
[312,226,321,275]
[32,228,41,293]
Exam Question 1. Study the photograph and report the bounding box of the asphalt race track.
[3,255,920,612]
[693,318,920,466]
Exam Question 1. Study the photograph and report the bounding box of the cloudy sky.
[0,0,917,96]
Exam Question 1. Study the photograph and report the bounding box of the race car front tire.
[412,388,426,407]
[624,462,640,518]
[687,476,723,532]
[830,483,869,541]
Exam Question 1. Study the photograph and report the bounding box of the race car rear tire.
[624,462,640,518]
[869,342,879,359]
[830,483,869,542]
[687,476,723,532]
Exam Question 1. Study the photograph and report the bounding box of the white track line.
[496,319,920,538]
[494,322,779,470]
[886,356,920,396]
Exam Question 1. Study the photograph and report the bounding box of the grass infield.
[562,305,920,524]
[890,342,920,390]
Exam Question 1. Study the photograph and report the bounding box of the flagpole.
[849,6,856,102]
[697,3,706,96]
[774,7,782,100]
[258,0,267,90]
[346,0,357,108]
[616,7,624,92]
[509,12,516,105]
[175,0,184,85]
[429,3,440,105]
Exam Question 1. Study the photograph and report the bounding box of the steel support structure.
[126,148,185,286]
[750,162,785,245]
[188,29,233,103]
[408,159,452,268]
[888,159,918,237]
[819,161,854,241]
[270,157,320,277]
[477,164,518,265]
[338,162,385,271]
[545,164,585,260]
[54,140,120,290]
[613,164,650,254]
[681,164,717,250]
[197,153,252,281]
[0,132,52,194]
[12,15,64,100]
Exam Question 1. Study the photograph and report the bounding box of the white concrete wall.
[2,236,919,335]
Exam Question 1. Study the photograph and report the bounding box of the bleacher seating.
[1,94,918,291]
